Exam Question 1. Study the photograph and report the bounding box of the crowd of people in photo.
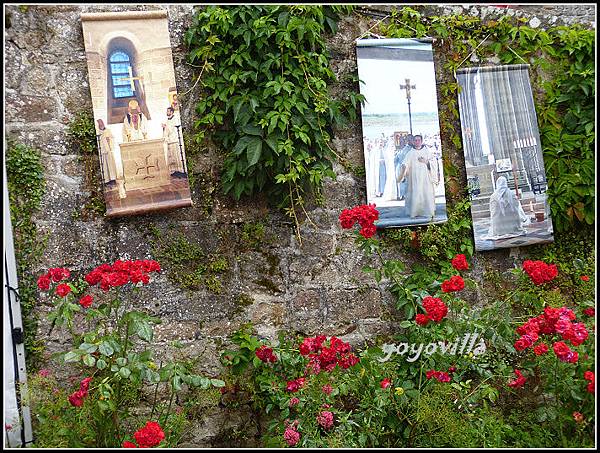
[364,131,443,219]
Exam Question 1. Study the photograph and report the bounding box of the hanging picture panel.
[356,38,447,228]
[456,64,554,251]
[81,10,192,217]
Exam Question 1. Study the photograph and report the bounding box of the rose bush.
[30,259,225,448]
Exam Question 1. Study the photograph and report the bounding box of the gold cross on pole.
[399,78,416,101]
[118,67,143,92]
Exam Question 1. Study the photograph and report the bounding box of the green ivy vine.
[381,7,595,232]
[6,139,48,369]
[184,5,362,237]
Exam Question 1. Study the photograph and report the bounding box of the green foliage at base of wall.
[381,7,595,232]
[382,197,474,265]
[6,139,48,369]
[184,5,362,236]
[67,111,106,219]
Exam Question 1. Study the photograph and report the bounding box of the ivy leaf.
[246,137,263,168]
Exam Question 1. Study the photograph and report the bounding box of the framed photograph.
[81,10,192,217]
[356,38,448,228]
[456,64,554,251]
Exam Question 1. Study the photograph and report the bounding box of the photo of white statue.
[456,65,554,251]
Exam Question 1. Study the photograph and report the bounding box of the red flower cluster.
[68,377,92,407]
[514,306,589,360]
[441,275,465,293]
[584,371,595,394]
[583,307,595,317]
[316,411,334,430]
[426,369,451,383]
[286,377,307,393]
[123,421,165,448]
[451,254,469,271]
[85,259,161,291]
[255,345,277,363]
[339,204,379,238]
[508,369,527,388]
[522,260,558,285]
[380,378,392,389]
[421,296,448,323]
[299,336,359,373]
[322,384,333,395]
[37,267,71,291]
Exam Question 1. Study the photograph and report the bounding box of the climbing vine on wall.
[381,7,595,232]
[184,5,362,237]
[6,139,48,369]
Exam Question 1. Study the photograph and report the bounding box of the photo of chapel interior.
[81,10,192,217]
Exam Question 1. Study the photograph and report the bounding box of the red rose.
[122,441,138,448]
[56,283,72,298]
[422,296,448,322]
[583,308,595,317]
[441,275,465,293]
[37,274,51,291]
[508,369,526,388]
[68,390,86,407]
[134,421,165,448]
[49,267,70,282]
[451,254,469,271]
[283,426,300,446]
[580,275,590,282]
[380,378,392,389]
[415,313,430,326]
[316,410,334,430]
[533,343,548,355]
[79,294,93,308]
[322,384,333,395]
[359,224,377,239]
[255,345,277,363]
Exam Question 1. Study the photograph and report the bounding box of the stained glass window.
[109,51,134,98]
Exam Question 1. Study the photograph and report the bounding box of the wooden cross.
[118,67,144,92]
[399,78,416,101]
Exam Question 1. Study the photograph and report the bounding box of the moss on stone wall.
[67,111,106,219]
[149,228,230,293]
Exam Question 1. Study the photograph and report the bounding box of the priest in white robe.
[397,135,438,218]
[162,106,184,176]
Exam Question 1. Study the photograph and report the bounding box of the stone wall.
[4,4,595,447]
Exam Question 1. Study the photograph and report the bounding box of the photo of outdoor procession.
[356,38,448,228]
[81,10,192,217]
[456,64,554,251]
